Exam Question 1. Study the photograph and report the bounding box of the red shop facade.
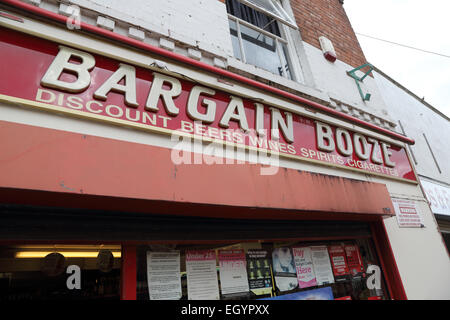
[0,1,415,301]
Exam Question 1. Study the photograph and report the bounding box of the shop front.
[0,3,417,300]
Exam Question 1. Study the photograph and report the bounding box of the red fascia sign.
[0,28,416,181]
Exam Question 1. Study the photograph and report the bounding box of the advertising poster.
[310,246,335,285]
[292,247,317,288]
[328,245,350,277]
[392,198,423,228]
[186,250,220,300]
[260,286,334,300]
[218,249,249,296]
[344,244,364,276]
[146,251,182,300]
[246,249,273,296]
[272,247,298,292]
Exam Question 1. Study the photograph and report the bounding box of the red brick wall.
[290,0,367,69]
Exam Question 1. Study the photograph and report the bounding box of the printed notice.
[147,251,182,300]
[392,198,423,228]
[218,250,249,295]
[310,246,335,286]
[328,245,350,277]
[292,247,317,288]
[246,249,273,296]
[186,250,220,300]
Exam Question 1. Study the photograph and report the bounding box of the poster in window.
[344,244,364,277]
[272,247,298,292]
[147,251,182,300]
[186,250,220,300]
[292,247,317,288]
[260,286,334,300]
[328,245,350,277]
[218,249,249,296]
[310,246,334,285]
[246,249,273,296]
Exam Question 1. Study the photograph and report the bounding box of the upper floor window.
[226,0,297,80]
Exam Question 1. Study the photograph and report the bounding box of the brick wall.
[290,0,367,69]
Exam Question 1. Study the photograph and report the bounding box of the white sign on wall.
[392,198,423,228]
[420,179,450,216]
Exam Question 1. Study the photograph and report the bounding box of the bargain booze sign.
[0,28,416,181]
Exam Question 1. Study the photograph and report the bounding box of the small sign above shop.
[392,198,423,228]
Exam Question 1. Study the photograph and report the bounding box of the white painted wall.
[68,0,233,57]
[380,180,450,300]
[302,42,392,122]
[371,70,450,299]
[374,71,450,184]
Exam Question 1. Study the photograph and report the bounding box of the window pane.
[229,19,242,61]
[136,238,390,300]
[0,244,121,300]
[226,0,281,36]
[234,0,297,29]
[239,23,283,75]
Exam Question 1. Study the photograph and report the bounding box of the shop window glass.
[0,244,121,300]
[226,0,295,80]
[136,238,390,300]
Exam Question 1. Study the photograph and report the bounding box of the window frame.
[226,0,305,83]
[236,0,299,29]
[228,13,293,79]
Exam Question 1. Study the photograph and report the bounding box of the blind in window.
[236,0,298,29]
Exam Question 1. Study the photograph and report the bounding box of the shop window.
[226,0,296,80]
[136,238,390,300]
[0,244,121,300]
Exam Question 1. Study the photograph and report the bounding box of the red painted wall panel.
[0,121,395,217]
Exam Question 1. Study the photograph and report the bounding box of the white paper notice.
[392,198,423,228]
[310,246,334,286]
[147,251,182,300]
[186,250,220,300]
[218,250,249,295]
[292,247,317,288]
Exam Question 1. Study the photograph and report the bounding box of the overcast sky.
[343,0,450,118]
